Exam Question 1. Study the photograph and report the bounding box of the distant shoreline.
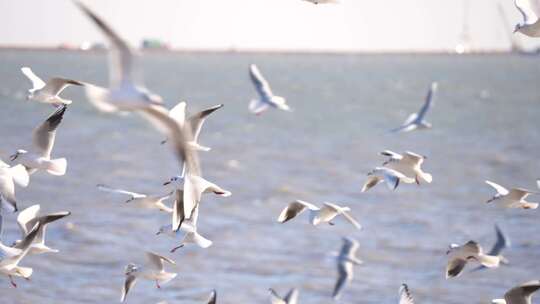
[0,46,527,56]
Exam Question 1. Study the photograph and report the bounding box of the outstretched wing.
[145,251,175,271]
[416,82,437,120]
[485,180,509,196]
[120,275,137,303]
[277,200,317,223]
[187,104,224,141]
[96,184,144,198]
[399,284,415,304]
[249,64,273,100]
[41,78,83,96]
[515,0,540,24]
[21,67,46,89]
[32,105,67,158]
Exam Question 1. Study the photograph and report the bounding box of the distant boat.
[455,0,472,54]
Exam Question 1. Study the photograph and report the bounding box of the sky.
[1,0,539,52]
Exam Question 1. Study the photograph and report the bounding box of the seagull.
[446,240,500,278]
[97,184,173,212]
[121,252,177,302]
[0,159,29,212]
[514,0,540,37]
[380,150,432,184]
[0,220,41,288]
[277,200,361,229]
[13,205,70,255]
[74,1,191,169]
[163,174,231,220]
[207,290,217,304]
[485,181,539,209]
[472,224,511,272]
[248,64,291,115]
[333,237,363,300]
[492,280,540,304]
[20,67,83,106]
[399,284,415,304]
[302,0,339,3]
[162,101,224,152]
[361,167,415,192]
[156,191,213,251]
[391,82,438,133]
[269,288,299,304]
[10,105,67,176]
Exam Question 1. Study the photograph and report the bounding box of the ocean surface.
[0,50,539,304]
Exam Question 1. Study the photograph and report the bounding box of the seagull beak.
[486,198,494,203]
[163,181,171,186]
[9,153,17,161]
[156,231,161,235]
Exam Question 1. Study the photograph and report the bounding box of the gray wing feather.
[32,105,66,158]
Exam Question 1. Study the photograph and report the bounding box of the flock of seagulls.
[0,0,538,303]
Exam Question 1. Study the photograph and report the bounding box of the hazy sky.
[1,0,539,51]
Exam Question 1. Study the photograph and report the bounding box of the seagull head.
[446,243,459,254]
[10,149,27,161]
[125,263,139,275]
[156,225,168,235]
[514,23,522,33]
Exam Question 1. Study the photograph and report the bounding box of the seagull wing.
[207,290,217,304]
[515,0,540,24]
[41,78,83,96]
[380,150,403,161]
[172,189,185,231]
[249,64,273,100]
[508,188,537,200]
[31,105,67,158]
[145,252,175,272]
[187,104,224,142]
[283,288,299,304]
[21,67,46,89]
[332,260,353,299]
[446,258,467,278]
[74,1,134,86]
[0,222,41,268]
[399,284,415,304]
[96,184,145,198]
[489,224,510,256]
[505,280,540,304]
[416,82,437,121]
[168,101,186,126]
[120,274,137,303]
[16,204,40,237]
[277,200,317,223]
[269,288,287,304]
[485,180,510,195]
[341,211,362,230]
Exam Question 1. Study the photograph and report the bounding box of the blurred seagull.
[10,105,68,176]
[399,284,415,304]
[492,280,540,304]
[380,150,432,184]
[333,237,363,300]
[207,290,217,304]
[269,287,299,304]
[0,221,41,288]
[20,67,83,106]
[361,167,415,192]
[74,1,191,169]
[472,224,511,272]
[121,252,177,302]
[97,184,173,212]
[278,200,361,229]
[485,181,539,209]
[391,82,437,133]
[514,0,540,37]
[248,64,291,115]
[162,101,224,152]
[446,240,500,279]
[0,159,29,212]
[156,191,213,251]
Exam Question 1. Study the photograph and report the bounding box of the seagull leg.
[9,276,17,288]
[155,280,161,289]
[170,244,185,253]
[415,175,420,185]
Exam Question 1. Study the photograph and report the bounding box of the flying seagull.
[492,280,540,304]
[269,287,299,304]
[399,284,415,304]
[10,105,68,176]
[20,67,83,106]
[0,159,29,212]
[485,180,539,209]
[14,204,70,255]
[97,184,173,213]
[391,82,438,133]
[162,101,224,152]
[472,224,510,272]
[333,237,363,300]
[380,150,432,184]
[361,167,415,192]
[277,200,361,229]
[121,252,177,302]
[446,240,500,278]
[248,64,291,115]
[514,0,540,37]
